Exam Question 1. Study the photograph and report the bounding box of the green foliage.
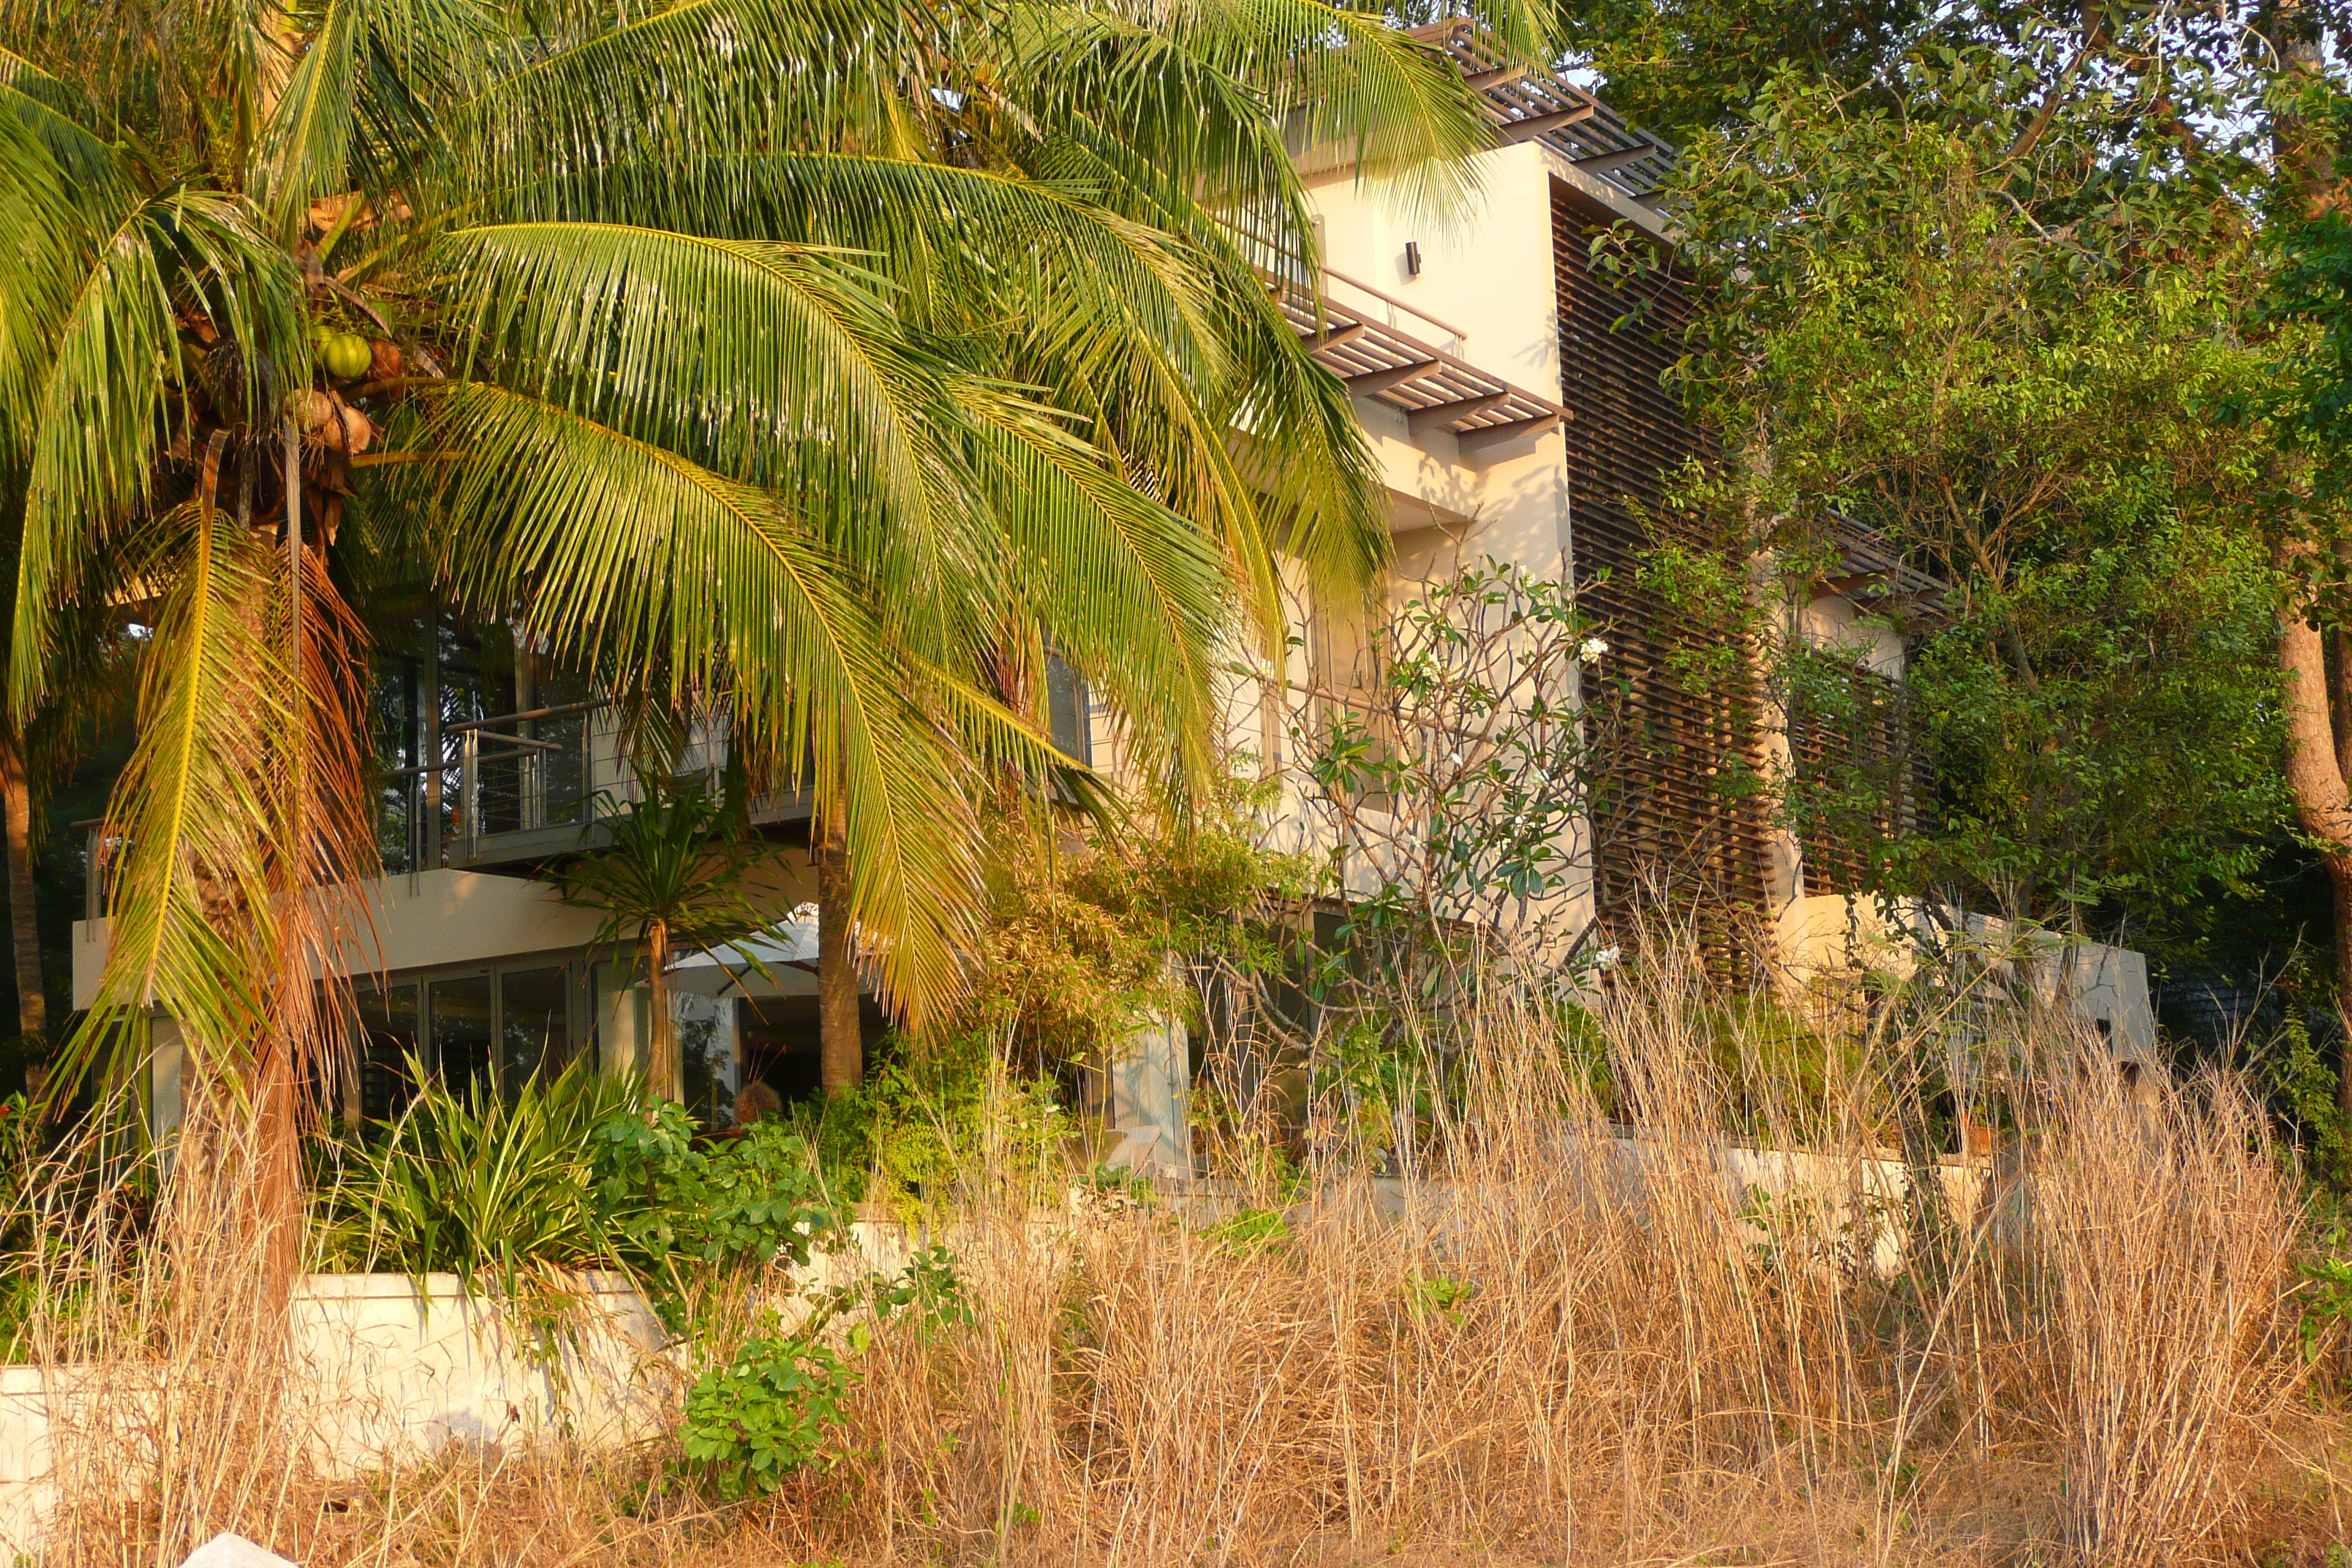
[1308,560,1605,943]
[314,1058,644,1287]
[317,1060,837,1323]
[682,1333,851,1500]
[589,1104,837,1303]
[1549,0,1922,143]
[1299,559,1614,1041]
[1203,1207,1290,1255]
[965,791,1311,1070]
[788,1031,1069,1214]
[1647,55,2293,943]
[1403,1273,1477,1324]
[2271,95,2352,506]
[2298,1245,2352,1371]
[540,779,786,972]
[2264,1008,2352,1191]
[679,1246,973,1499]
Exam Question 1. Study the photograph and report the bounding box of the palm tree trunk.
[818,811,860,1094]
[647,920,676,1098]
[0,736,43,1063]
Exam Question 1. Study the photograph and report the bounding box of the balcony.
[377,699,809,872]
[1276,269,1567,462]
[79,700,812,921]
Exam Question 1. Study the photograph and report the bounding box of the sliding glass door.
[347,960,588,1120]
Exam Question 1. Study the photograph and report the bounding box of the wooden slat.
[1554,189,1771,968]
[1789,663,1920,897]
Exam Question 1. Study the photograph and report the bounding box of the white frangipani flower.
[1578,636,1610,666]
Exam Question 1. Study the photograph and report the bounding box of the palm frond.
[0,106,94,472]
[255,0,365,244]
[430,221,987,640]
[961,382,1227,791]
[421,0,940,237]
[10,189,301,713]
[391,381,987,1024]
[59,503,287,1099]
[255,0,495,246]
[0,43,121,187]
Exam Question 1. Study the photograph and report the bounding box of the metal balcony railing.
[372,698,608,872]
[77,699,804,921]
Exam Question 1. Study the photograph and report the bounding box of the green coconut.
[317,331,373,381]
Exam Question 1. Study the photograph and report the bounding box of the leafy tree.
[1304,558,1614,990]
[1548,0,1921,142]
[0,0,1531,1205]
[1651,57,2293,943]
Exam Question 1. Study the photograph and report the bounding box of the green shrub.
[786,1031,1067,1213]
[314,1058,641,1287]
[590,1101,836,1316]
[317,1061,837,1319]
[680,1333,851,1500]
[679,1245,973,1499]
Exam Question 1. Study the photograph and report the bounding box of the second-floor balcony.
[373,698,810,874]
[1277,269,1567,464]
[78,698,812,924]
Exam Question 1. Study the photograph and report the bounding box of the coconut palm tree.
[0,0,1534,1188]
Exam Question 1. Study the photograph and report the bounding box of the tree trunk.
[817,812,860,1095]
[647,920,676,1099]
[2264,0,2352,1104]
[0,737,43,1063]
[2276,556,2352,1108]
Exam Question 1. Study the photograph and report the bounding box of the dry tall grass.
[16,955,2340,1568]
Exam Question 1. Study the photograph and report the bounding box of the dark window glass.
[356,981,421,1123]
[679,995,736,1128]
[431,973,496,1102]
[1047,654,1091,765]
[499,966,570,1092]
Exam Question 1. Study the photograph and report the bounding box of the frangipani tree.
[0,0,1534,1199]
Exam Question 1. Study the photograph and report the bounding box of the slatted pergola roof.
[1275,24,1685,451]
[1403,18,1678,203]
[1273,284,1567,456]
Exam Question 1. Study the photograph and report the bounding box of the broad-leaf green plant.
[679,1245,972,1498]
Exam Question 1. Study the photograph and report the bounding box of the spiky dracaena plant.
[0,0,1537,1222]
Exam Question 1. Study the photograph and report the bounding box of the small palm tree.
[541,780,783,1101]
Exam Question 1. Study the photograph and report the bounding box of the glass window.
[355,981,420,1123]
[499,965,571,1093]
[679,992,739,1128]
[431,972,496,1102]
[1047,653,1092,765]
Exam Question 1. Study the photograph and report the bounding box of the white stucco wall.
[0,1272,668,1554]
[1777,892,2160,1061]
[72,870,613,1012]
[1300,140,1569,577]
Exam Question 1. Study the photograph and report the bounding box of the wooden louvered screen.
[1787,661,1914,897]
[1553,189,1772,955]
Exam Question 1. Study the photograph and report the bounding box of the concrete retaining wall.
[0,1271,668,1553]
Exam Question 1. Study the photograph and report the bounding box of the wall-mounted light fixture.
[1404,241,1422,277]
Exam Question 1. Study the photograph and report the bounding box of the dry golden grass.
[19,955,2350,1568]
